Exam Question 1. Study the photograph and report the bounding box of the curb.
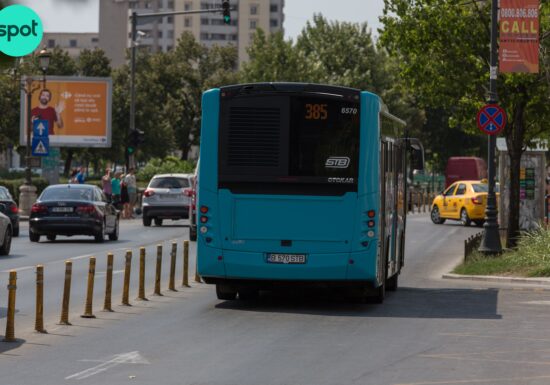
[443,273,550,286]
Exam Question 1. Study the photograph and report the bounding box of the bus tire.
[386,273,398,291]
[216,284,237,300]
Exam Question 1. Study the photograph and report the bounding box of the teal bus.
[197,83,423,303]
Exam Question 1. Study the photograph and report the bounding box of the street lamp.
[18,48,51,216]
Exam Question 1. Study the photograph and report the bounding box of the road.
[2,214,550,385]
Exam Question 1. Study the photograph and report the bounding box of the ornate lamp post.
[18,48,51,216]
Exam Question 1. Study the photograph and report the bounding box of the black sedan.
[29,184,120,243]
[0,186,19,236]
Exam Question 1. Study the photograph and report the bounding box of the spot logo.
[0,5,43,57]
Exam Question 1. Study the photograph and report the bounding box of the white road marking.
[65,351,149,380]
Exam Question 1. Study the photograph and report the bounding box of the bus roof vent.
[227,106,281,168]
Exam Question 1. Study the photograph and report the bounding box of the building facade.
[42,32,99,58]
[99,0,284,67]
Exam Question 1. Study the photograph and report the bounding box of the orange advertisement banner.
[21,76,112,147]
[499,0,539,73]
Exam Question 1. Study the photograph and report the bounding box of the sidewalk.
[443,272,550,286]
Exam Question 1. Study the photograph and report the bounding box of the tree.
[380,0,550,247]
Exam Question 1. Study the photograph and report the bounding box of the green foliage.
[454,227,550,277]
[0,178,49,204]
[136,156,195,182]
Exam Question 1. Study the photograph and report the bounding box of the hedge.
[0,178,50,204]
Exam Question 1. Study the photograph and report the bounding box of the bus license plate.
[267,254,307,264]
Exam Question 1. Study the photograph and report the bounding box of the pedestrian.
[111,171,122,210]
[102,168,112,202]
[120,176,130,218]
[123,168,137,218]
[76,166,86,184]
[69,168,78,183]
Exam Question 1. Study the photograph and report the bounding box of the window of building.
[158,0,163,8]
[201,18,209,25]
[167,45,173,51]
[167,0,174,8]
[185,17,192,27]
[168,30,174,39]
[48,39,55,48]
[185,2,192,10]
[270,19,278,27]
[211,33,226,40]
[129,1,138,9]
[69,39,77,48]
[250,20,257,29]
[166,16,174,23]
[249,32,255,41]
[211,19,224,26]
[91,37,99,43]
[200,33,209,40]
[250,4,258,15]
[158,30,163,38]
[270,4,278,12]
[230,34,238,41]
[144,1,152,9]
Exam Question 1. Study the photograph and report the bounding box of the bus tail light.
[200,216,208,223]
[471,196,483,205]
[367,210,376,218]
[367,220,375,227]
[200,206,208,214]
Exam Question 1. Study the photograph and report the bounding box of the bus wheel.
[216,284,237,300]
[386,273,398,291]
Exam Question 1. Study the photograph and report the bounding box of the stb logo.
[325,156,350,169]
[0,5,43,57]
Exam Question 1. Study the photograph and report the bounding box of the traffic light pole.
[128,5,230,170]
[478,0,502,254]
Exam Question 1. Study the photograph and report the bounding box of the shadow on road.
[0,307,19,319]
[215,287,501,320]
[0,338,25,355]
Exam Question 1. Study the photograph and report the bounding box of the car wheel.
[460,208,472,227]
[143,215,152,227]
[12,226,19,237]
[430,205,446,224]
[47,234,56,242]
[0,228,11,255]
[154,218,163,226]
[109,218,119,241]
[216,284,237,300]
[95,222,105,243]
[29,229,40,242]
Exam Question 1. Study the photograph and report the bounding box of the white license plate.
[52,207,73,213]
[267,254,307,264]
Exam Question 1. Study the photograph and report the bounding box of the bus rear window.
[218,92,360,193]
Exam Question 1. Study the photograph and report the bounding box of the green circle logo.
[0,5,43,57]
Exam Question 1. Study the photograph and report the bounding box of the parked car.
[431,180,499,226]
[142,174,193,227]
[29,184,120,243]
[0,186,19,236]
[445,157,487,188]
[186,162,199,241]
[0,205,12,255]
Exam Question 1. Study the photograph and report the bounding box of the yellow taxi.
[430,180,499,227]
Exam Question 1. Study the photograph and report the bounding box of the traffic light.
[128,129,145,154]
[222,0,230,25]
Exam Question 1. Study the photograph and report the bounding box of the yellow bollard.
[35,265,47,333]
[194,253,201,283]
[81,256,96,318]
[59,260,72,325]
[3,270,17,342]
[137,247,148,300]
[103,253,114,312]
[169,242,177,292]
[154,244,163,296]
[182,240,190,287]
[122,250,132,306]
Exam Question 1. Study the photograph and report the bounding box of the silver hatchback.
[142,174,193,226]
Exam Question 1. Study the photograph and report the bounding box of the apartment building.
[41,33,99,58]
[99,0,284,67]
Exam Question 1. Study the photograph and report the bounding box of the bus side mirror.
[408,138,425,171]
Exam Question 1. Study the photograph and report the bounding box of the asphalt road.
[2,214,550,385]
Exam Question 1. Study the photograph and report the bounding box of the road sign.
[32,137,49,156]
[476,104,507,135]
[33,119,49,138]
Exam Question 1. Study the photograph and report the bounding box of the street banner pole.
[479,0,503,254]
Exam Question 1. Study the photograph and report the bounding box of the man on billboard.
[31,88,64,135]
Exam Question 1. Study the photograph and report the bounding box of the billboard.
[20,76,112,147]
[499,0,539,73]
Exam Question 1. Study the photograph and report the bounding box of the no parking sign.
[476,104,507,135]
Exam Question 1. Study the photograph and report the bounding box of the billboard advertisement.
[20,76,112,147]
[499,0,539,73]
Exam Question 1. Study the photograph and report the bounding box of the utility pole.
[479,0,503,254]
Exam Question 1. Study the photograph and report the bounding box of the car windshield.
[472,184,488,193]
[41,187,93,201]
[149,177,189,189]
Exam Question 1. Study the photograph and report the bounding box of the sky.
[15,0,386,40]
